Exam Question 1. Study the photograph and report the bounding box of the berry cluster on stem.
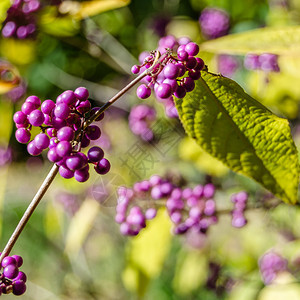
[0,254,26,296]
[13,87,110,182]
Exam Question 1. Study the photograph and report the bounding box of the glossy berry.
[87,146,104,162]
[137,84,151,99]
[94,158,111,174]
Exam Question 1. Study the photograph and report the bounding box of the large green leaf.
[200,26,300,55]
[175,71,299,204]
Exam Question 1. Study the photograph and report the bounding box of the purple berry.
[15,128,31,144]
[3,264,19,279]
[13,111,27,124]
[34,133,50,150]
[74,87,89,101]
[27,141,42,156]
[59,165,74,179]
[156,83,172,99]
[94,158,110,175]
[57,126,75,142]
[25,95,41,108]
[61,90,77,106]
[85,125,101,140]
[41,99,55,114]
[87,146,104,162]
[12,280,26,296]
[137,84,151,99]
[54,103,70,119]
[56,141,72,157]
[185,42,199,56]
[28,109,44,126]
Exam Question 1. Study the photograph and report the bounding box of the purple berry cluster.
[128,104,156,141]
[244,53,280,73]
[115,175,218,236]
[199,7,230,40]
[1,0,42,39]
[0,254,27,296]
[259,251,288,285]
[13,87,110,182]
[131,36,204,118]
[231,191,248,228]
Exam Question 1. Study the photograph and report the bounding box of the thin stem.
[84,50,162,128]
[0,52,162,264]
[0,164,59,264]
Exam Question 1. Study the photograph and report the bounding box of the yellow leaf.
[0,39,36,65]
[201,26,300,56]
[173,250,208,295]
[126,208,172,279]
[64,198,100,257]
[59,0,130,20]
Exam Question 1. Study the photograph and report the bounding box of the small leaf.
[200,26,300,55]
[175,71,299,204]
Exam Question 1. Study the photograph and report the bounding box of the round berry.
[185,42,199,56]
[15,128,31,144]
[11,255,23,268]
[59,165,74,179]
[66,154,84,171]
[60,90,76,106]
[87,146,104,162]
[85,125,101,140]
[57,126,74,142]
[27,141,43,156]
[12,280,26,296]
[94,158,111,175]
[1,256,17,268]
[74,168,90,182]
[156,83,172,99]
[25,95,41,108]
[56,141,72,157]
[34,133,50,150]
[28,109,45,127]
[13,111,27,125]
[41,99,55,115]
[21,101,35,115]
[137,84,151,99]
[163,63,179,79]
[74,87,89,101]
[3,264,19,279]
[54,103,70,119]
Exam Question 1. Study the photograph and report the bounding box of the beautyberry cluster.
[0,254,27,296]
[259,251,288,285]
[128,104,156,141]
[231,191,248,228]
[199,7,230,40]
[115,175,218,236]
[1,0,42,39]
[13,87,110,182]
[244,53,280,73]
[131,36,204,117]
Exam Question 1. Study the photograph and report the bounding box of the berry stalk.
[83,50,161,128]
[0,164,59,264]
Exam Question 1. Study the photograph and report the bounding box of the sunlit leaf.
[123,209,172,296]
[179,137,228,177]
[59,0,130,20]
[64,198,100,257]
[200,26,300,55]
[39,7,80,37]
[173,250,208,295]
[0,39,36,65]
[175,71,300,204]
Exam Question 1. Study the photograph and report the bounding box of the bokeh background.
[1,0,300,299]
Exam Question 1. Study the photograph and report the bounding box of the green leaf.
[200,26,300,55]
[175,71,299,204]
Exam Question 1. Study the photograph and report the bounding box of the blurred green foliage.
[1,0,300,299]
